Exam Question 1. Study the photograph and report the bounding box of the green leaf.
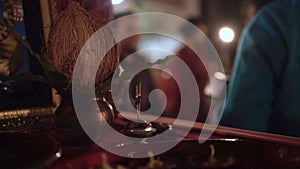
[12,73,48,84]
[5,23,55,72]
[8,44,22,74]
[5,22,72,94]
[45,70,70,94]
[96,77,112,94]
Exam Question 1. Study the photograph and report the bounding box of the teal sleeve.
[221,9,287,132]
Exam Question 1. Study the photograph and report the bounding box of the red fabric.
[156,46,211,121]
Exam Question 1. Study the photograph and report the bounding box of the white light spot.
[219,27,235,43]
[112,0,124,5]
[56,152,61,158]
[214,72,226,80]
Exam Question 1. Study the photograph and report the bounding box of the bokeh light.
[219,27,235,43]
[112,0,124,5]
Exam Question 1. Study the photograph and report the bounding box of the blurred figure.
[155,17,210,122]
[221,0,300,137]
[240,0,274,25]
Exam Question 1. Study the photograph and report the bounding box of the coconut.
[46,2,119,87]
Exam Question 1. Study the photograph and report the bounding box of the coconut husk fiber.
[46,2,119,87]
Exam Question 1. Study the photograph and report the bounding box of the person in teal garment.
[221,0,300,137]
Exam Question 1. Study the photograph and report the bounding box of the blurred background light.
[214,72,227,80]
[112,0,124,5]
[219,27,235,43]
